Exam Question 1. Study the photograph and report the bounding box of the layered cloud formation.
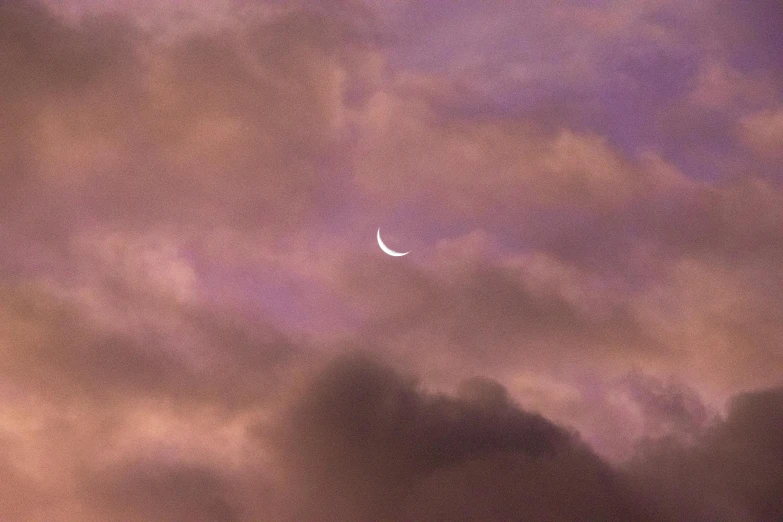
[1,0,782,520]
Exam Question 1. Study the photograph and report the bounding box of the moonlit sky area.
[1,1,782,520]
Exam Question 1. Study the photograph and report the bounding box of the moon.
[377,228,409,257]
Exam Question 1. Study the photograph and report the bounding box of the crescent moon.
[377,228,409,257]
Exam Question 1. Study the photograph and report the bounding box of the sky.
[1,0,782,520]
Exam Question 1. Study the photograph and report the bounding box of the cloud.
[628,387,783,521]
[271,357,781,521]
[741,108,783,160]
[273,354,653,521]
[0,274,297,412]
[0,307,779,522]
[0,0,781,518]
[86,459,242,522]
[0,0,370,244]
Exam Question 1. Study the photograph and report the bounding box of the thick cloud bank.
[275,355,651,521]
[2,341,779,520]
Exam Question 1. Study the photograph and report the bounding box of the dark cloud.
[274,354,654,521]
[0,319,780,521]
[628,387,783,522]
